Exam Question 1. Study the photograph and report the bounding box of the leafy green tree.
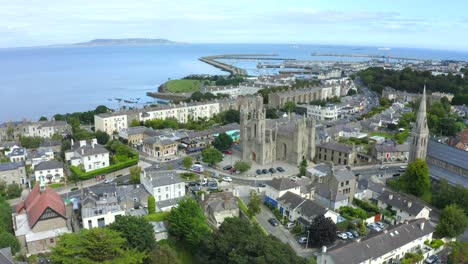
[148,196,156,214]
[148,244,180,264]
[347,89,357,96]
[130,119,141,127]
[201,217,307,264]
[0,231,21,254]
[431,180,468,215]
[283,101,296,113]
[247,190,261,218]
[436,204,468,238]
[400,159,431,198]
[168,198,210,247]
[212,132,233,152]
[308,215,337,247]
[447,241,468,264]
[182,156,193,170]
[0,198,13,233]
[108,215,156,252]
[266,108,279,119]
[220,109,240,124]
[94,105,112,114]
[299,159,308,176]
[380,97,391,107]
[6,183,21,198]
[202,147,223,165]
[95,130,110,145]
[53,114,66,121]
[39,116,48,121]
[50,228,146,264]
[60,139,71,160]
[68,117,81,133]
[129,166,141,184]
[234,160,251,173]
[19,136,44,149]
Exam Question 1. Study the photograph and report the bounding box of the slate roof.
[0,162,25,171]
[374,142,410,153]
[203,192,239,213]
[317,142,353,154]
[377,190,430,216]
[16,184,67,228]
[35,160,63,171]
[315,183,348,202]
[143,137,176,146]
[0,247,14,264]
[277,191,305,209]
[428,164,468,188]
[323,219,434,264]
[427,140,468,170]
[146,170,184,188]
[334,167,355,182]
[268,178,300,191]
[7,147,25,157]
[298,199,327,218]
[40,140,62,148]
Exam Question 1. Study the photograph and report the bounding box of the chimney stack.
[407,201,412,208]
[389,194,393,200]
[201,192,205,201]
[321,246,327,253]
[420,222,425,230]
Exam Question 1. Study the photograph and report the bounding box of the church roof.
[427,140,468,170]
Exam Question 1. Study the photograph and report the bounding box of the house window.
[158,195,161,200]
[166,194,169,199]
[50,238,54,243]
[88,220,92,228]
[346,181,349,185]
[97,218,105,227]
[88,157,91,160]
[158,188,160,193]
[166,186,169,191]
[89,165,91,170]
[341,182,344,187]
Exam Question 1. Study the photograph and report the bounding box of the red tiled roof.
[16,184,66,228]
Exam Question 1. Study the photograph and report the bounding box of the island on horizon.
[70,38,185,46]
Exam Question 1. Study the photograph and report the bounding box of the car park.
[223,165,233,170]
[297,236,308,244]
[268,218,279,226]
[276,167,285,172]
[337,233,348,240]
[367,223,382,232]
[256,169,262,175]
[222,176,232,182]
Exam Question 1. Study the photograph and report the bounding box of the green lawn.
[48,183,65,189]
[369,132,394,139]
[165,79,203,93]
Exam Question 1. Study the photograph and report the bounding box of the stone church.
[240,96,316,165]
[409,85,429,162]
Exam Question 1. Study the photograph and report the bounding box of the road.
[352,163,407,180]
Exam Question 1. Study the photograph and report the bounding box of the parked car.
[276,167,285,172]
[269,168,276,173]
[222,176,232,182]
[375,222,385,229]
[258,183,266,188]
[103,179,114,184]
[223,150,233,155]
[367,223,382,232]
[285,222,295,229]
[223,165,233,170]
[268,218,279,227]
[350,230,359,238]
[399,165,407,172]
[337,233,348,240]
[345,231,354,239]
[262,169,268,174]
[425,255,439,264]
[256,169,262,175]
[379,166,389,170]
[297,236,308,244]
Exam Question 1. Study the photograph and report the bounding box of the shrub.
[148,196,156,214]
[353,198,380,214]
[144,212,170,222]
[424,239,444,249]
[70,158,138,180]
[70,187,79,191]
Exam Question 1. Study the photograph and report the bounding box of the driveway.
[254,203,316,257]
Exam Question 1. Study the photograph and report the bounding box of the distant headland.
[69,38,185,47]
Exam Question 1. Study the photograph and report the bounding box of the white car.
[337,233,348,240]
[222,176,232,182]
[103,179,114,184]
[368,223,382,232]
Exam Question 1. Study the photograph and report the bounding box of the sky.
[1,0,468,51]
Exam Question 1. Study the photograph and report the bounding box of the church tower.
[409,85,429,162]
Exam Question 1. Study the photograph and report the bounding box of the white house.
[141,169,185,211]
[377,190,431,224]
[34,160,65,184]
[139,101,220,123]
[94,112,128,135]
[27,147,54,168]
[81,204,125,229]
[317,219,435,264]
[6,146,26,163]
[65,139,110,172]
[264,178,301,208]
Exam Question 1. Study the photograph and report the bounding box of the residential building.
[34,160,65,184]
[94,112,129,135]
[372,141,410,163]
[141,169,185,211]
[241,97,316,165]
[296,104,340,121]
[65,139,110,172]
[268,86,323,109]
[447,129,468,151]
[264,178,301,207]
[276,191,339,226]
[39,140,62,153]
[317,219,435,264]
[377,190,431,224]
[27,147,54,168]
[139,101,220,123]
[120,126,157,146]
[142,138,178,158]
[0,162,27,186]
[115,184,150,211]
[0,120,70,141]
[409,86,429,162]
[316,142,356,166]
[201,192,239,227]
[426,139,468,187]
[382,86,454,104]
[82,203,125,229]
[13,182,71,255]
[6,147,26,163]
[0,247,15,264]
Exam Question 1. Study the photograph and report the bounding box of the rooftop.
[377,190,430,216]
[0,162,25,171]
[81,204,124,218]
[267,178,300,191]
[317,141,353,154]
[427,140,468,170]
[145,170,184,188]
[34,160,64,171]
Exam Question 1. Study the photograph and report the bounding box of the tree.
[347,89,357,96]
[68,117,81,133]
[299,159,308,177]
[167,198,210,247]
[234,160,251,173]
[266,108,279,119]
[148,196,156,214]
[447,241,467,264]
[0,198,13,233]
[436,204,468,238]
[95,130,110,145]
[283,101,296,113]
[212,132,233,152]
[60,139,72,160]
[220,109,240,124]
[182,156,193,170]
[53,114,66,121]
[6,183,21,197]
[50,228,146,264]
[247,190,261,218]
[400,159,431,198]
[19,136,44,149]
[308,215,337,247]
[201,217,307,264]
[129,166,141,184]
[201,147,223,165]
[108,215,156,252]
[0,232,21,254]
[148,244,180,264]
[130,119,141,127]
[39,116,48,121]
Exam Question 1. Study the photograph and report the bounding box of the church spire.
[409,85,429,162]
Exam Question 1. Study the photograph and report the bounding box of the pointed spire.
[418,84,427,116]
